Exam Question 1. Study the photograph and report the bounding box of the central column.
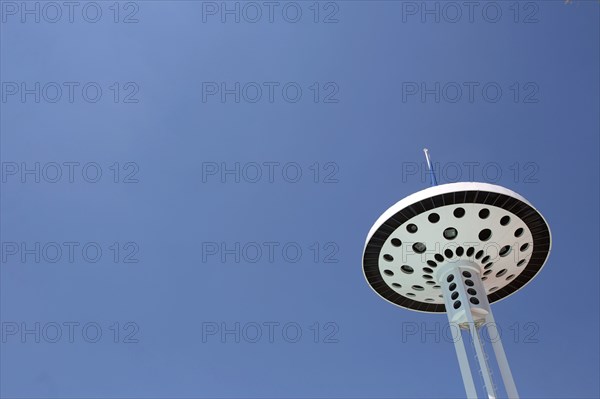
[434,261,519,399]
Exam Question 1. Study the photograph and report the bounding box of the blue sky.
[1,1,599,398]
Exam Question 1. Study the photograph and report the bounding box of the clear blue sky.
[1,1,599,398]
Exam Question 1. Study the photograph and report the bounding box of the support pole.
[452,322,479,399]
[485,312,520,398]
[437,261,519,399]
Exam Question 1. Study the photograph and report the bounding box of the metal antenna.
[423,148,438,186]
[362,176,552,398]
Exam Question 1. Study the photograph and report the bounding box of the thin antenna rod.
[423,148,438,186]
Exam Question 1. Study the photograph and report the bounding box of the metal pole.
[451,322,479,399]
[423,148,438,186]
[485,312,520,398]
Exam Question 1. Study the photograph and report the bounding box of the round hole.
[384,269,394,276]
[392,283,401,288]
[434,254,444,262]
[453,301,461,309]
[499,245,511,257]
[451,292,459,300]
[465,279,474,287]
[456,247,464,257]
[383,254,394,262]
[481,255,490,263]
[423,267,434,274]
[427,260,437,267]
[428,213,440,223]
[391,238,402,247]
[422,274,433,280]
[496,269,507,277]
[406,292,416,297]
[462,271,472,278]
[413,242,427,254]
[425,298,435,302]
[489,286,498,292]
[444,249,454,258]
[520,243,529,252]
[478,229,492,241]
[466,247,475,257]
[467,288,477,295]
[412,285,424,291]
[470,297,480,305]
[401,265,414,274]
[484,262,494,270]
[506,274,515,281]
[449,282,457,291]
[517,259,527,267]
[500,215,511,226]
[514,228,524,238]
[483,269,492,276]
[479,208,490,219]
[475,250,484,260]
[443,227,458,240]
[453,207,465,218]
[447,274,455,283]
[406,224,418,233]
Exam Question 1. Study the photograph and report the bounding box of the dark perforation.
[479,229,492,241]
[413,243,427,254]
[428,213,440,223]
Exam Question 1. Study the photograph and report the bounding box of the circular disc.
[362,182,551,313]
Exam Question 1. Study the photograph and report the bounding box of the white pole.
[451,322,479,399]
[485,312,520,398]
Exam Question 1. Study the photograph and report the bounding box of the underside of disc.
[362,182,551,313]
